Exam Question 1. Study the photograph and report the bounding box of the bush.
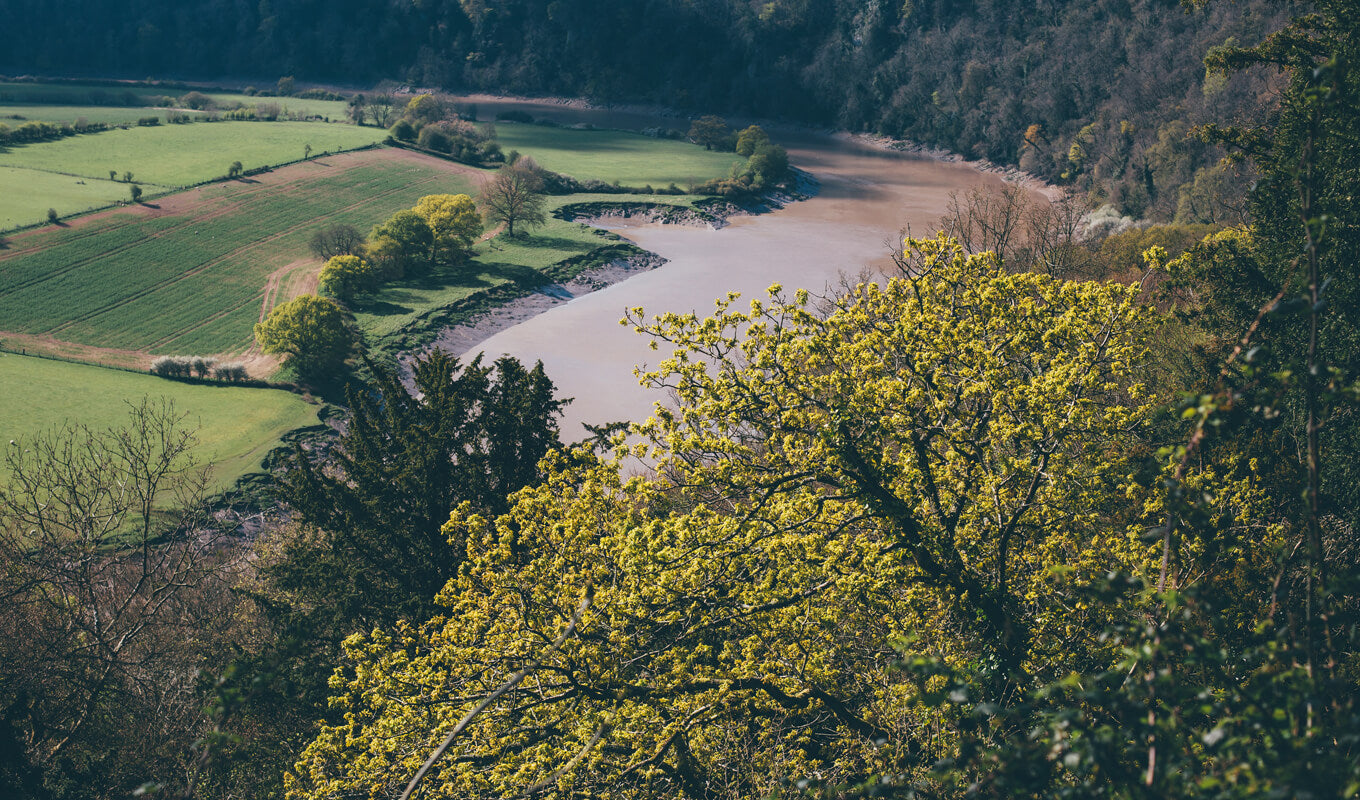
[150,356,192,378]
[213,362,248,381]
[495,110,534,123]
[46,208,58,224]
[390,119,416,142]
[136,116,160,127]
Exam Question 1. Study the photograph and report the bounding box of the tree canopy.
[254,294,354,378]
[286,235,1159,799]
[271,350,567,629]
[480,160,547,237]
[413,194,482,264]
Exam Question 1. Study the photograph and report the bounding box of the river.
[444,97,1018,438]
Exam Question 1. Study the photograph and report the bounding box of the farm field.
[0,165,129,228]
[2,104,183,125]
[0,352,319,490]
[0,148,484,358]
[0,121,386,188]
[495,122,742,187]
[0,80,351,119]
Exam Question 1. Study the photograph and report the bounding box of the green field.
[0,353,319,489]
[0,81,351,120]
[2,105,187,125]
[0,121,386,188]
[0,151,483,355]
[0,166,130,228]
[495,122,742,187]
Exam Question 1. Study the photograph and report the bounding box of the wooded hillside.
[4,0,1291,216]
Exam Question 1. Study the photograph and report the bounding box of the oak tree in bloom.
[286,236,1158,800]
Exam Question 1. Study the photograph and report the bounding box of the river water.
[445,97,1015,438]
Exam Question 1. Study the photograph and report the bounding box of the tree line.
[4,0,1288,216]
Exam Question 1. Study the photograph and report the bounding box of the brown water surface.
[447,98,1012,437]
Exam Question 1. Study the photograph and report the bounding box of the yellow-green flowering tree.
[287,236,1159,800]
[414,193,482,265]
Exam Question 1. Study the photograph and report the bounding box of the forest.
[0,0,1291,217]
[1,0,1359,798]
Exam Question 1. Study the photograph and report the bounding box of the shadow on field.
[505,234,589,251]
[359,299,415,316]
[478,262,550,287]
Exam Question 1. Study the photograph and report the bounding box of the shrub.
[390,119,416,142]
[213,363,249,382]
[150,356,192,378]
[190,356,217,378]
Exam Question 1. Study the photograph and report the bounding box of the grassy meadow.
[0,121,386,187]
[495,122,742,187]
[0,166,129,228]
[0,151,483,356]
[0,352,319,489]
[0,119,387,229]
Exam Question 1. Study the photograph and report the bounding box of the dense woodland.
[2,0,1294,216]
[3,0,1360,798]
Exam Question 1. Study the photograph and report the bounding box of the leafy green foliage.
[253,294,354,378]
[285,236,1158,799]
[413,193,482,264]
[318,254,379,302]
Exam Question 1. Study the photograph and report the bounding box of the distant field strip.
[0,149,481,356]
[494,123,742,187]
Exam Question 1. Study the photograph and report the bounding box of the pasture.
[494,122,742,187]
[0,166,128,228]
[0,149,483,358]
[0,121,386,187]
[0,352,319,489]
[0,80,351,120]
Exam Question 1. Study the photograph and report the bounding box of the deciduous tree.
[318,254,378,303]
[479,160,546,237]
[0,400,237,797]
[413,193,482,264]
[687,114,731,150]
[307,223,364,261]
[286,235,1157,800]
[369,209,434,277]
[253,294,353,378]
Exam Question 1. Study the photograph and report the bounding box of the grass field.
[0,121,386,187]
[495,122,742,187]
[0,81,351,120]
[2,105,187,125]
[0,352,319,490]
[0,150,484,356]
[0,166,130,228]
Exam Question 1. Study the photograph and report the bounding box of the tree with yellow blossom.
[286,235,1159,800]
